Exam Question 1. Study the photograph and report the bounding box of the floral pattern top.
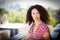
[29,22,50,40]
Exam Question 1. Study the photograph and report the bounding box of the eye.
[31,12,35,15]
[32,13,35,15]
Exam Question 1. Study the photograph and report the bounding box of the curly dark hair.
[26,5,50,25]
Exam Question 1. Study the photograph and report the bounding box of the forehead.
[31,8,39,12]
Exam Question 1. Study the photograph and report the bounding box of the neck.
[34,20,42,25]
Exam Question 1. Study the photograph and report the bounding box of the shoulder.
[54,23,60,31]
[54,23,60,29]
[39,22,49,31]
[55,23,60,27]
[38,22,50,33]
[40,22,48,28]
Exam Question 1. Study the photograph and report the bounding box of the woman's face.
[31,8,40,22]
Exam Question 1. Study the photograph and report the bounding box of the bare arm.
[43,32,50,40]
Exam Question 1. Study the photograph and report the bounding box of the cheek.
[31,13,35,18]
[31,15,35,19]
[37,14,40,18]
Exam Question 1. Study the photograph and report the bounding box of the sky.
[0,0,60,11]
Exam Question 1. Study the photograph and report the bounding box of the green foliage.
[0,8,8,14]
[3,7,58,26]
[47,7,58,26]
[4,8,26,23]
[49,15,57,26]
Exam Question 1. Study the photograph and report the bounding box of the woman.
[51,9,60,40]
[22,5,50,40]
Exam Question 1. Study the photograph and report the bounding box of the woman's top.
[29,22,50,40]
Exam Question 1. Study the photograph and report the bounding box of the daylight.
[0,0,60,40]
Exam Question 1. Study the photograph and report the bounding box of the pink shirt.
[29,22,50,40]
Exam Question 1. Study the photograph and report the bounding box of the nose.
[35,14,38,17]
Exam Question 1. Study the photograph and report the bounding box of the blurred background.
[0,0,60,25]
[0,0,60,40]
